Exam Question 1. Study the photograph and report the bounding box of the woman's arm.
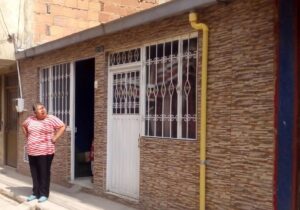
[51,124,66,144]
[22,125,28,138]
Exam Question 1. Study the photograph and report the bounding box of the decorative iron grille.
[145,37,197,139]
[109,48,141,66]
[113,71,140,115]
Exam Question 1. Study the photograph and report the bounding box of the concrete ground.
[0,166,138,210]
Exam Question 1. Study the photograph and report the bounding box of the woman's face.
[35,105,47,120]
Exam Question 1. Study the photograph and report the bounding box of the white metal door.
[107,68,140,199]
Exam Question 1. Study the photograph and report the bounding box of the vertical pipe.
[189,12,209,210]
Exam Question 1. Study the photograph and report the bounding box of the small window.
[145,37,197,139]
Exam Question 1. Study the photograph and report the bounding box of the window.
[39,63,71,126]
[112,71,140,115]
[145,37,197,139]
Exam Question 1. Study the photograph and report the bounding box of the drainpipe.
[189,12,209,210]
[11,34,23,99]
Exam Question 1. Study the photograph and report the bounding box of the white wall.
[0,0,33,61]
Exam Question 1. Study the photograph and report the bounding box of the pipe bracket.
[200,160,208,165]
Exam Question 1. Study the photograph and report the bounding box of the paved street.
[0,193,19,209]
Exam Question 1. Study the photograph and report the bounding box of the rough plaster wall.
[0,1,19,60]
[0,0,34,60]
[20,0,34,49]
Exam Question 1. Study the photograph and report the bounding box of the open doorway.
[295,0,300,208]
[74,58,95,184]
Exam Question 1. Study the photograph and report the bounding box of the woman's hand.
[52,124,66,144]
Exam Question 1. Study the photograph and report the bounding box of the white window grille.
[109,48,141,66]
[113,71,140,115]
[145,36,197,139]
[39,63,71,126]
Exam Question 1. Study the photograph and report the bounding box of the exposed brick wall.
[18,0,276,209]
[33,0,160,45]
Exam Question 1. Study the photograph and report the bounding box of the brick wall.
[18,0,276,209]
[33,0,159,45]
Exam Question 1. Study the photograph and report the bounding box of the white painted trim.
[108,62,142,72]
[106,60,112,191]
[49,67,53,113]
[140,47,146,136]
[177,37,183,138]
[70,62,75,181]
[145,32,198,47]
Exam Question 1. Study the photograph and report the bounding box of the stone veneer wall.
[17,0,276,209]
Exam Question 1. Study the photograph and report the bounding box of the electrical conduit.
[189,12,209,210]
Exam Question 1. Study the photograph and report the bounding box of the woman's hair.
[32,102,45,112]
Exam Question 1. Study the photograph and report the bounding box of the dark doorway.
[296,0,300,208]
[75,58,95,178]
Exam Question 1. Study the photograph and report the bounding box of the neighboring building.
[10,0,300,209]
[0,0,160,168]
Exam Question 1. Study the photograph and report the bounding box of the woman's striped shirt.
[23,115,64,156]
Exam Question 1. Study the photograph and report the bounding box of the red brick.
[87,10,99,21]
[88,21,99,27]
[34,2,47,14]
[52,0,64,5]
[50,25,65,36]
[77,0,88,10]
[88,1,101,11]
[98,12,119,23]
[75,9,88,19]
[63,7,77,18]
[65,0,77,8]
[53,15,76,27]
[50,4,66,16]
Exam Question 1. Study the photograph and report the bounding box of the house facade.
[0,0,160,169]
[14,0,300,210]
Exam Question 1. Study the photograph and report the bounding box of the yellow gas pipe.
[189,12,208,210]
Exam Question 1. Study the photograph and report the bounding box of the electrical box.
[15,98,24,112]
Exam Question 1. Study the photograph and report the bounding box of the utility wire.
[0,7,10,36]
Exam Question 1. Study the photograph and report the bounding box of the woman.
[22,102,65,203]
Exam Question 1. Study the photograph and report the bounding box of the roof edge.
[16,0,216,59]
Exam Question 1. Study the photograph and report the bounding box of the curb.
[0,188,34,210]
[0,188,39,210]
[0,187,25,203]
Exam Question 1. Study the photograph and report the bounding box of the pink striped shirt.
[23,115,64,156]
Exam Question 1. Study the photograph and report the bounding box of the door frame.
[70,57,96,181]
[70,61,75,181]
